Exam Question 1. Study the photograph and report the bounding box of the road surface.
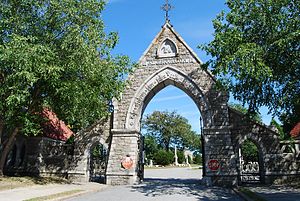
[66,167,241,201]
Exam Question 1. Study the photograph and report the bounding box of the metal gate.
[240,160,261,184]
[239,148,261,184]
[138,136,145,181]
[90,143,108,183]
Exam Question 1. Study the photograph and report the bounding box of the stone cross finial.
[161,0,174,22]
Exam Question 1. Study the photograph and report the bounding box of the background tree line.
[142,111,202,166]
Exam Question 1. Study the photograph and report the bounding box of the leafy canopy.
[0,0,131,136]
[201,0,299,118]
[142,111,201,151]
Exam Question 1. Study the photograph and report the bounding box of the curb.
[232,188,253,201]
[30,184,109,201]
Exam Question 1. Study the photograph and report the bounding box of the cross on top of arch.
[161,0,174,22]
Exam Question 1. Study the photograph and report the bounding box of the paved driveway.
[67,167,241,201]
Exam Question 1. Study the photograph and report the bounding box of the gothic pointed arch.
[125,66,213,130]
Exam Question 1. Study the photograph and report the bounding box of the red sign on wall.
[121,156,134,170]
[208,159,220,171]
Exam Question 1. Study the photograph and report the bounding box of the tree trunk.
[0,127,19,176]
[0,119,4,145]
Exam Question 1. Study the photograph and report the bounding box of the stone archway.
[106,22,237,186]
[125,66,213,131]
[237,138,265,184]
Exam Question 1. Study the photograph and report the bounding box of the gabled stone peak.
[138,21,203,66]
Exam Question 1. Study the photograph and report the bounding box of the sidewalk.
[247,185,300,201]
[0,182,108,201]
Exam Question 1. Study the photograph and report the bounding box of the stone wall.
[4,117,111,182]
[5,136,71,177]
[68,117,111,182]
[229,108,300,184]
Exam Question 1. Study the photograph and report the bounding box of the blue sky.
[103,0,276,133]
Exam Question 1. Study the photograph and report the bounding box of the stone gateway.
[6,22,300,186]
[103,21,300,185]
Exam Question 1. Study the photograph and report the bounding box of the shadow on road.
[130,178,238,201]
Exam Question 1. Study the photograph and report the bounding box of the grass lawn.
[0,176,71,191]
[23,190,83,201]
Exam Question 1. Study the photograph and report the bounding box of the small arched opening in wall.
[125,66,212,181]
[237,137,265,185]
[5,144,17,168]
[88,141,108,183]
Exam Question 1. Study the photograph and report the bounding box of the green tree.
[201,0,299,120]
[153,149,174,166]
[193,153,202,165]
[142,111,201,151]
[241,139,259,163]
[177,150,185,164]
[144,135,159,161]
[270,118,287,140]
[0,0,131,176]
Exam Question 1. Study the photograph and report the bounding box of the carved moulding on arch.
[125,66,213,130]
[157,38,178,58]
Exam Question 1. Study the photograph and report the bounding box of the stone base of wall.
[67,173,90,183]
[106,174,140,185]
[203,175,238,187]
[264,174,300,185]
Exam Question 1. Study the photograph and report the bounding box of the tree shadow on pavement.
[130,178,240,201]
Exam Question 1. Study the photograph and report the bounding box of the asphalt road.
[66,167,241,201]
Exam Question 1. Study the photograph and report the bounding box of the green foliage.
[241,140,259,163]
[142,111,201,151]
[144,135,159,160]
[229,103,262,122]
[177,150,185,164]
[153,149,174,166]
[0,0,131,137]
[193,153,202,165]
[270,118,288,140]
[91,144,106,159]
[201,0,300,119]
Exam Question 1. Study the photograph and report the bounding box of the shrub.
[177,150,185,164]
[153,149,174,166]
[193,153,202,165]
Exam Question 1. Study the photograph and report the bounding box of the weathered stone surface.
[106,22,235,185]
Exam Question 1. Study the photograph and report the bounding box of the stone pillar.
[203,127,238,186]
[106,129,141,185]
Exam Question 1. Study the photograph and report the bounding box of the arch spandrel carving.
[124,66,213,131]
[157,39,178,58]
